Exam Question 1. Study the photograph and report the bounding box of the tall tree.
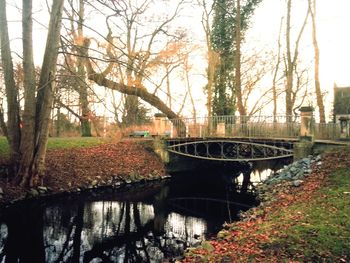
[79,0,187,134]
[60,0,93,136]
[0,0,65,186]
[272,17,284,122]
[235,0,246,116]
[197,0,218,118]
[308,0,325,123]
[211,0,261,117]
[0,0,21,161]
[211,0,235,116]
[285,0,309,120]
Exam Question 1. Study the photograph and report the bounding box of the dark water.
[0,160,288,263]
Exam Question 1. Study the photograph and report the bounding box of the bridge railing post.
[294,107,314,160]
[216,122,226,137]
[299,106,314,142]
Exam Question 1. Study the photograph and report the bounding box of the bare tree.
[79,0,187,132]
[235,0,246,117]
[0,0,65,186]
[308,0,325,123]
[197,0,218,117]
[272,17,284,122]
[285,0,309,120]
[241,51,275,116]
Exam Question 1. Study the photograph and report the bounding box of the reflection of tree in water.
[233,159,292,193]
[0,187,197,262]
[0,204,45,263]
[0,166,265,262]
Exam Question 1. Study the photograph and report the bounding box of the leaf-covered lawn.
[183,147,350,262]
[0,139,165,204]
[0,136,111,160]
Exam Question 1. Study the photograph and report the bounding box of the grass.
[263,168,350,261]
[0,137,10,157]
[0,136,110,158]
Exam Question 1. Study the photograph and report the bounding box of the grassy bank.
[260,166,350,262]
[184,147,350,262]
[0,136,110,158]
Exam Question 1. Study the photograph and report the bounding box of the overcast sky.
[4,0,350,119]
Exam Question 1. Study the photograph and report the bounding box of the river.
[0,160,289,262]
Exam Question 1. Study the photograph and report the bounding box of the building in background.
[333,84,350,123]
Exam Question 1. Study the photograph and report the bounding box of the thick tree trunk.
[17,0,37,183]
[0,0,64,187]
[83,38,186,135]
[235,0,246,117]
[0,0,21,161]
[19,0,64,187]
[124,95,139,126]
[77,0,92,136]
[0,107,8,138]
[309,0,325,123]
[31,0,64,185]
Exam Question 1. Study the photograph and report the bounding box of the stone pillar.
[299,106,314,141]
[153,138,169,163]
[154,113,167,136]
[339,116,350,139]
[217,122,226,137]
[294,107,314,160]
[293,141,313,161]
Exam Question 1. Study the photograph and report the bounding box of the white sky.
[249,0,350,89]
[3,0,350,119]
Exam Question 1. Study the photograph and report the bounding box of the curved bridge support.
[167,139,293,162]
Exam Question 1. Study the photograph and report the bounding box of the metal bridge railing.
[170,115,341,141]
[314,123,340,140]
[170,115,301,139]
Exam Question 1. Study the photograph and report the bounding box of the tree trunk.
[272,17,283,122]
[32,0,64,185]
[0,0,21,162]
[285,0,293,120]
[309,0,325,123]
[77,0,92,136]
[285,0,309,122]
[15,0,65,187]
[0,106,8,138]
[235,0,246,117]
[83,38,186,135]
[124,95,139,126]
[17,0,37,183]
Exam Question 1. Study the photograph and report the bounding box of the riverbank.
[0,139,166,206]
[183,146,350,262]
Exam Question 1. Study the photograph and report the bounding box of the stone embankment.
[256,155,322,202]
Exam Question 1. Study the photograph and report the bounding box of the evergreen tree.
[210,0,261,116]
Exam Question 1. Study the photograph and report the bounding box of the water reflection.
[0,161,286,262]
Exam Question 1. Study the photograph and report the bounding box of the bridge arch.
[167,139,293,162]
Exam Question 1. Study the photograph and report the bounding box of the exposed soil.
[0,140,166,206]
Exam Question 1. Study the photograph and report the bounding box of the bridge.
[153,112,350,164]
[167,138,294,162]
